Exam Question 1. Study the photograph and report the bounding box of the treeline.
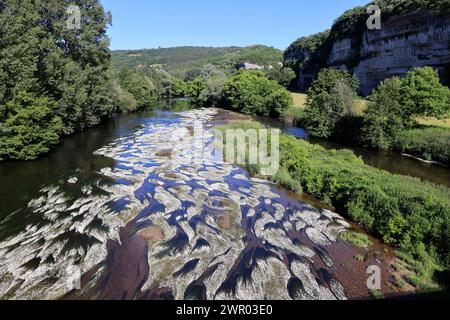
[218,121,450,289]
[0,0,183,161]
[0,0,116,161]
[112,45,284,80]
[298,67,450,165]
[175,63,293,119]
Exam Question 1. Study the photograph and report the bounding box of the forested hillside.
[112,45,283,79]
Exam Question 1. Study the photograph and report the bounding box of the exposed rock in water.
[0,108,355,300]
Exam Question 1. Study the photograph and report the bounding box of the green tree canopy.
[0,0,115,160]
[187,64,227,107]
[401,67,450,119]
[303,68,359,138]
[361,67,450,150]
[266,66,296,88]
[360,77,406,150]
[222,71,292,118]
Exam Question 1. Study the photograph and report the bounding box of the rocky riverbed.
[0,107,390,300]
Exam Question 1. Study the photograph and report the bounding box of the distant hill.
[112,45,283,79]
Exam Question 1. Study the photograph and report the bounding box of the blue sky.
[101,0,369,50]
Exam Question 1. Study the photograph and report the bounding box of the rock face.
[292,11,450,95]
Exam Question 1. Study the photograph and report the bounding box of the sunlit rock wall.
[296,11,450,95]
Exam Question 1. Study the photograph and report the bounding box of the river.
[0,102,442,300]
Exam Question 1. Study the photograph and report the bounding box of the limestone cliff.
[286,8,450,95]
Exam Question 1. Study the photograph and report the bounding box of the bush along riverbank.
[216,121,450,292]
[297,67,450,166]
[393,127,450,166]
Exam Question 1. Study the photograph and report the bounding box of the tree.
[360,67,450,150]
[112,80,138,113]
[0,0,116,160]
[360,77,407,150]
[266,66,296,88]
[401,66,450,119]
[119,69,156,109]
[303,68,359,138]
[188,64,226,107]
[170,77,189,97]
[222,71,292,118]
[0,92,62,160]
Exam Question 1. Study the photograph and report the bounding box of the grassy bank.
[288,92,450,165]
[394,127,450,166]
[217,121,450,291]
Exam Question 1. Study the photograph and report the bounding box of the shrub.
[222,71,292,118]
[277,134,450,268]
[272,168,303,193]
[216,121,450,271]
[0,92,62,160]
[393,127,450,165]
[340,231,372,249]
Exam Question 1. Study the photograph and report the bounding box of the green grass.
[370,289,385,300]
[272,168,303,193]
[396,249,442,291]
[418,117,450,129]
[291,93,307,109]
[340,231,372,249]
[394,277,407,289]
[393,127,450,165]
[282,105,306,125]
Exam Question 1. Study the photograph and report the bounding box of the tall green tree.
[401,66,450,119]
[222,71,292,118]
[361,67,450,150]
[266,65,296,88]
[118,69,156,109]
[0,0,115,160]
[360,77,407,150]
[303,68,359,138]
[187,64,227,107]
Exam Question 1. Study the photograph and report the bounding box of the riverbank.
[213,106,450,187]
[216,120,450,293]
[287,92,450,168]
[0,106,406,300]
